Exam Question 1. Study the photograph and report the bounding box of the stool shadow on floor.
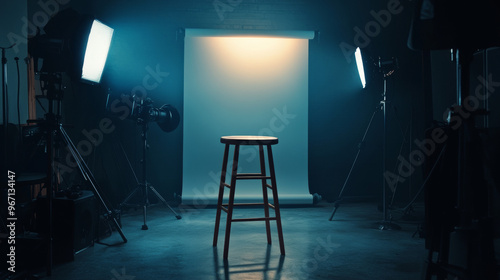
[213,246,285,280]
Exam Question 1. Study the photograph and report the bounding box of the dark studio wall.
[27,0,428,207]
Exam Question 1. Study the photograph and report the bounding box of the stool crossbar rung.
[235,173,272,180]
[232,217,278,222]
[213,136,285,259]
[222,202,268,207]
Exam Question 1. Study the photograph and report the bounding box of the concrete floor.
[17,201,429,280]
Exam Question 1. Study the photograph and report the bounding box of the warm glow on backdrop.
[183,29,313,205]
[212,37,303,80]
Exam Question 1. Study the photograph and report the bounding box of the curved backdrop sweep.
[182,28,314,205]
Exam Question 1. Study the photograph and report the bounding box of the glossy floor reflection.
[30,202,428,279]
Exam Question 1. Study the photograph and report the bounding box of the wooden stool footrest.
[222,202,267,207]
[232,217,278,222]
[236,173,271,180]
[220,203,276,211]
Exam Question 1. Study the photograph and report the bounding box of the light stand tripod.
[120,120,181,230]
[37,73,127,275]
[329,67,401,230]
[329,108,378,220]
[58,124,127,243]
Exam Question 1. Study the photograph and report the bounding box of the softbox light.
[81,20,114,83]
[29,8,113,84]
[354,47,397,89]
[355,47,366,89]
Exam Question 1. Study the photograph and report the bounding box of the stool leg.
[267,145,285,255]
[224,144,240,259]
[213,144,230,247]
[259,144,272,245]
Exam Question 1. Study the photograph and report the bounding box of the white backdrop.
[182,29,313,205]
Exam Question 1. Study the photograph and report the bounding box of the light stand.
[58,124,127,243]
[27,8,121,276]
[45,74,60,276]
[36,73,127,275]
[329,109,378,220]
[377,71,401,230]
[120,115,181,230]
[1,44,15,174]
[329,56,401,230]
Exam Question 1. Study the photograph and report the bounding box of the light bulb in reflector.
[81,20,114,83]
[355,47,366,89]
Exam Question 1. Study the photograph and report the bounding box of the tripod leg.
[112,215,128,243]
[329,109,378,221]
[142,181,151,230]
[328,201,340,221]
[59,126,127,243]
[329,148,361,221]
[142,205,148,230]
[120,187,141,208]
[149,185,182,219]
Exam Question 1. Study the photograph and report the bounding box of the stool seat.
[213,135,285,259]
[220,135,278,145]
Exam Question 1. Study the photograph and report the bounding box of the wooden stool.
[213,136,285,259]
